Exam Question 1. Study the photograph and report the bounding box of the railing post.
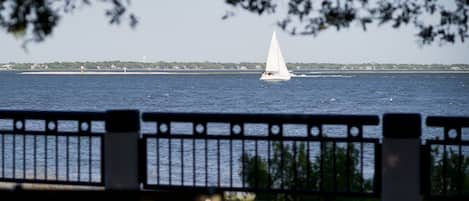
[382,113,421,201]
[104,110,140,190]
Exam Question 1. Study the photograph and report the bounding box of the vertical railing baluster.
[78,135,81,182]
[443,144,447,196]
[13,132,15,179]
[306,141,310,190]
[45,135,47,180]
[319,141,324,191]
[374,143,382,195]
[458,143,462,196]
[89,134,92,183]
[23,133,25,179]
[141,137,148,187]
[427,144,432,197]
[217,139,220,188]
[455,127,463,197]
[242,138,245,188]
[2,134,4,178]
[55,134,58,181]
[192,137,195,187]
[293,142,297,191]
[34,135,37,179]
[281,141,284,190]
[65,135,68,181]
[267,140,271,189]
[205,136,208,187]
[333,141,337,192]
[169,135,172,186]
[156,137,159,185]
[255,139,258,189]
[229,139,233,189]
[181,138,184,186]
[360,142,364,192]
[346,143,351,192]
[100,136,104,184]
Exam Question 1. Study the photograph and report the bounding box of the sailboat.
[260,31,292,81]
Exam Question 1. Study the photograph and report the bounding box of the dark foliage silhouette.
[1,0,468,46]
[0,0,137,45]
[225,0,469,45]
[240,142,375,201]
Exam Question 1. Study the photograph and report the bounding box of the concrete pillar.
[104,110,140,190]
[382,113,421,201]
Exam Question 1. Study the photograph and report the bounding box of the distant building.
[0,64,13,70]
[30,64,48,70]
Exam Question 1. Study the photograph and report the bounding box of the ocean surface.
[1,72,468,115]
[0,72,468,186]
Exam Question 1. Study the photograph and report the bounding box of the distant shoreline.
[17,70,469,75]
[18,71,259,75]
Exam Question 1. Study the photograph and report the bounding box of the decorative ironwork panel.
[141,112,381,197]
[0,110,105,186]
[425,116,469,200]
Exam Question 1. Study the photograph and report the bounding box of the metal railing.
[0,110,105,186]
[424,116,469,200]
[141,112,381,197]
[0,109,467,201]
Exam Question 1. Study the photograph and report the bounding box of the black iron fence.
[141,113,381,197]
[423,116,469,200]
[0,109,467,201]
[0,110,105,186]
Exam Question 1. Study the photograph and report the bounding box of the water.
[1,72,468,115]
[0,72,468,186]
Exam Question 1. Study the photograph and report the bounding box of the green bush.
[239,142,375,201]
[237,141,469,201]
[430,146,469,196]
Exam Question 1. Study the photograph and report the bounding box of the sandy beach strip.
[17,70,469,75]
[19,71,259,75]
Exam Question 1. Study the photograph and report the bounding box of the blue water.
[0,72,468,186]
[1,72,468,115]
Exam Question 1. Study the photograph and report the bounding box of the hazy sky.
[1,0,468,64]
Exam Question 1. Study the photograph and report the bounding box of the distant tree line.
[2,61,469,71]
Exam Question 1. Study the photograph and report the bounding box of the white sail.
[261,32,291,81]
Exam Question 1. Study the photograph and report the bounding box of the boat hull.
[260,74,291,81]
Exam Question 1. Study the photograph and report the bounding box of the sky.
[1,0,469,64]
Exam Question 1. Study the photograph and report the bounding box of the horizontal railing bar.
[427,195,469,200]
[142,185,379,197]
[427,116,469,127]
[142,112,379,125]
[0,178,103,186]
[425,140,469,145]
[141,133,380,142]
[0,130,105,137]
[0,110,106,121]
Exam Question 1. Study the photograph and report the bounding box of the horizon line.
[2,60,469,66]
